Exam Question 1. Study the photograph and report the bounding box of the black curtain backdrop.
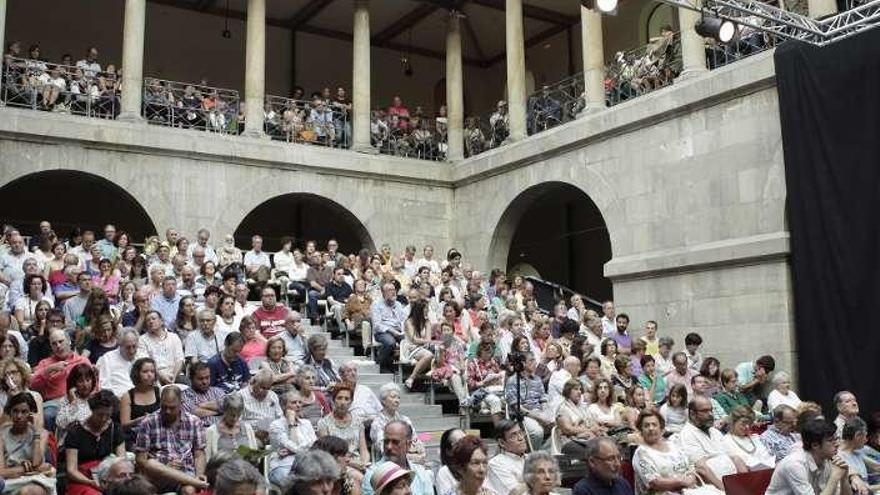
[775,29,880,416]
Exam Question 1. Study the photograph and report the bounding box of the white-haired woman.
[206,393,258,460]
[285,449,341,495]
[369,382,427,465]
[510,451,561,495]
[766,371,802,411]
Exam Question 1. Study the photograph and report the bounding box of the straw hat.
[370,461,413,495]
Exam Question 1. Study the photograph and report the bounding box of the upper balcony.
[0,0,846,178]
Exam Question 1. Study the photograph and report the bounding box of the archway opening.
[490,182,612,302]
[0,170,157,242]
[234,193,375,254]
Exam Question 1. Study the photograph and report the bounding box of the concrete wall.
[0,111,454,256]
[452,50,795,374]
[0,49,796,375]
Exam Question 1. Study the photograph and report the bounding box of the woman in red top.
[238,316,267,364]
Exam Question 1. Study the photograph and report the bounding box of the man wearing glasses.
[574,436,634,495]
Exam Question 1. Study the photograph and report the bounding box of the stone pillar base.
[676,67,709,81]
[353,144,379,155]
[242,129,269,139]
[117,112,145,124]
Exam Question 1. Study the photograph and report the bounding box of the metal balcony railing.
[1,57,119,119]
[264,94,351,149]
[142,78,240,134]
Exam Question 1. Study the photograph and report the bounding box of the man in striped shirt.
[239,369,283,441]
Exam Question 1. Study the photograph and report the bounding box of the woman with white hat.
[369,461,413,495]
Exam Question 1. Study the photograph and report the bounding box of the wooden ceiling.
[146,0,583,67]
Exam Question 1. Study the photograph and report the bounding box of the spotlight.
[695,16,737,43]
[221,29,232,39]
[580,0,618,14]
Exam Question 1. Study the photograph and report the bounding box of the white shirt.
[601,315,616,337]
[137,330,184,380]
[416,257,440,275]
[766,447,837,495]
[547,369,573,415]
[722,433,776,470]
[214,315,242,339]
[676,422,738,479]
[768,389,803,412]
[350,383,382,422]
[96,349,135,397]
[184,329,228,363]
[486,451,524,495]
[244,250,271,269]
[273,251,295,275]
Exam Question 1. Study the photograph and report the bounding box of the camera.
[509,351,526,374]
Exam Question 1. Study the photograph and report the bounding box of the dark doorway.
[234,193,374,254]
[0,170,157,242]
[498,182,612,302]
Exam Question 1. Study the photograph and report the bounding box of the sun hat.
[370,461,413,495]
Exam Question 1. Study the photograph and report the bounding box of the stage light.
[695,16,737,43]
[581,0,618,14]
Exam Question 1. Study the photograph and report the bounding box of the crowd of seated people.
[1,42,119,117]
[0,220,878,495]
[142,78,240,134]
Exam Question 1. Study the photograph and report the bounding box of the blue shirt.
[208,353,251,393]
[573,475,634,495]
[370,298,407,335]
[151,293,182,329]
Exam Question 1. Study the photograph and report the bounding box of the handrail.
[264,94,351,148]
[525,275,604,314]
[142,77,240,134]
[1,56,119,118]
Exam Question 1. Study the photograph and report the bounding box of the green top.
[714,389,750,414]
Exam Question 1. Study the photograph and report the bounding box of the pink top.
[240,336,268,363]
[92,274,121,303]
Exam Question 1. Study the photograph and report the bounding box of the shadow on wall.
[233,193,375,254]
[504,182,612,302]
[0,170,157,242]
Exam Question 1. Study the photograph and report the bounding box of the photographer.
[504,351,551,450]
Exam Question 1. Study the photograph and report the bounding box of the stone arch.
[0,169,158,241]
[233,193,376,254]
[486,180,613,301]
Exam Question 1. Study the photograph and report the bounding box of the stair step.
[412,415,463,433]
[398,404,444,416]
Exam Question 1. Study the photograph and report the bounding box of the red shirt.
[31,352,93,401]
[253,305,289,339]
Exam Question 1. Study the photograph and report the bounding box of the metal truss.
[655,0,880,45]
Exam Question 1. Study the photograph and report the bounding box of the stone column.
[243,0,266,137]
[445,11,464,161]
[118,0,146,122]
[808,0,837,18]
[0,0,6,101]
[506,0,528,142]
[352,0,373,152]
[677,6,708,78]
[580,5,605,112]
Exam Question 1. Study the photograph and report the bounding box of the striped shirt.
[239,386,283,432]
[137,330,184,379]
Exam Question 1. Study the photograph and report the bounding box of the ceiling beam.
[467,0,579,26]
[146,0,489,67]
[287,0,336,30]
[373,3,440,44]
[196,0,219,11]
[485,22,570,65]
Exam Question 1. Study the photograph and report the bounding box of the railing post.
[351,0,374,153]
[119,0,146,122]
[242,0,267,138]
[505,0,528,143]
[446,10,465,161]
[579,5,605,113]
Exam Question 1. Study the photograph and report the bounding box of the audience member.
[766,418,856,495]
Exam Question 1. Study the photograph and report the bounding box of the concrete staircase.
[302,321,462,447]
